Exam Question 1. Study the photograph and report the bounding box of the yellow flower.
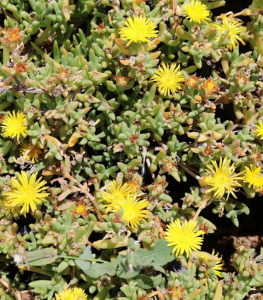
[200,250,223,280]
[184,0,210,24]
[4,171,49,216]
[165,219,204,257]
[201,78,219,96]
[100,180,131,212]
[119,16,158,46]
[150,63,185,97]
[254,121,263,140]
[1,111,28,140]
[75,203,87,215]
[55,287,88,300]
[212,14,245,50]
[20,142,42,163]
[244,165,263,190]
[116,195,150,228]
[203,157,244,200]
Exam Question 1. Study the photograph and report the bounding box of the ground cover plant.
[0,0,263,299]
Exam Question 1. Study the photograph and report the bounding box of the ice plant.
[2,26,23,43]
[165,219,204,257]
[4,171,49,216]
[244,165,263,190]
[19,142,42,163]
[117,195,150,228]
[184,0,210,24]
[14,61,27,74]
[202,78,220,96]
[203,157,244,200]
[200,251,224,280]
[185,75,200,88]
[55,287,88,300]
[1,111,28,140]
[167,285,185,299]
[100,180,131,212]
[212,14,245,50]
[125,180,141,194]
[75,202,87,215]
[119,16,158,46]
[73,200,90,218]
[254,121,263,140]
[150,63,185,97]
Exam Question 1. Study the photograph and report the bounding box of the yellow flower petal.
[4,171,49,216]
[54,287,88,300]
[203,157,244,200]
[254,121,263,140]
[184,0,210,24]
[1,111,28,140]
[211,14,245,50]
[150,63,185,97]
[244,165,263,190]
[113,194,150,229]
[119,16,158,46]
[100,180,131,212]
[165,219,204,257]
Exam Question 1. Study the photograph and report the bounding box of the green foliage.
[0,0,263,299]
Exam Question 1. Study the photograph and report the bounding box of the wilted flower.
[19,142,42,163]
[2,26,23,44]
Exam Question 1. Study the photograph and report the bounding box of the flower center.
[191,11,199,20]
[20,188,35,200]
[113,191,125,204]
[14,122,24,132]
[133,30,143,41]
[188,78,197,87]
[206,82,215,92]
[124,209,136,221]
[217,174,227,183]
[162,75,174,86]
[179,236,189,244]
[75,204,86,214]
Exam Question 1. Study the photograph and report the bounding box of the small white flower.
[13,254,23,265]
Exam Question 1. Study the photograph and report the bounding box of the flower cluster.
[0,0,262,299]
[100,180,150,229]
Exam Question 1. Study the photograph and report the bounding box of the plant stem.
[193,197,214,221]
[65,173,104,222]
[192,205,205,222]
[58,255,105,263]
[176,159,201,180]
[94,0,102,8]
[18,265,54,277]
